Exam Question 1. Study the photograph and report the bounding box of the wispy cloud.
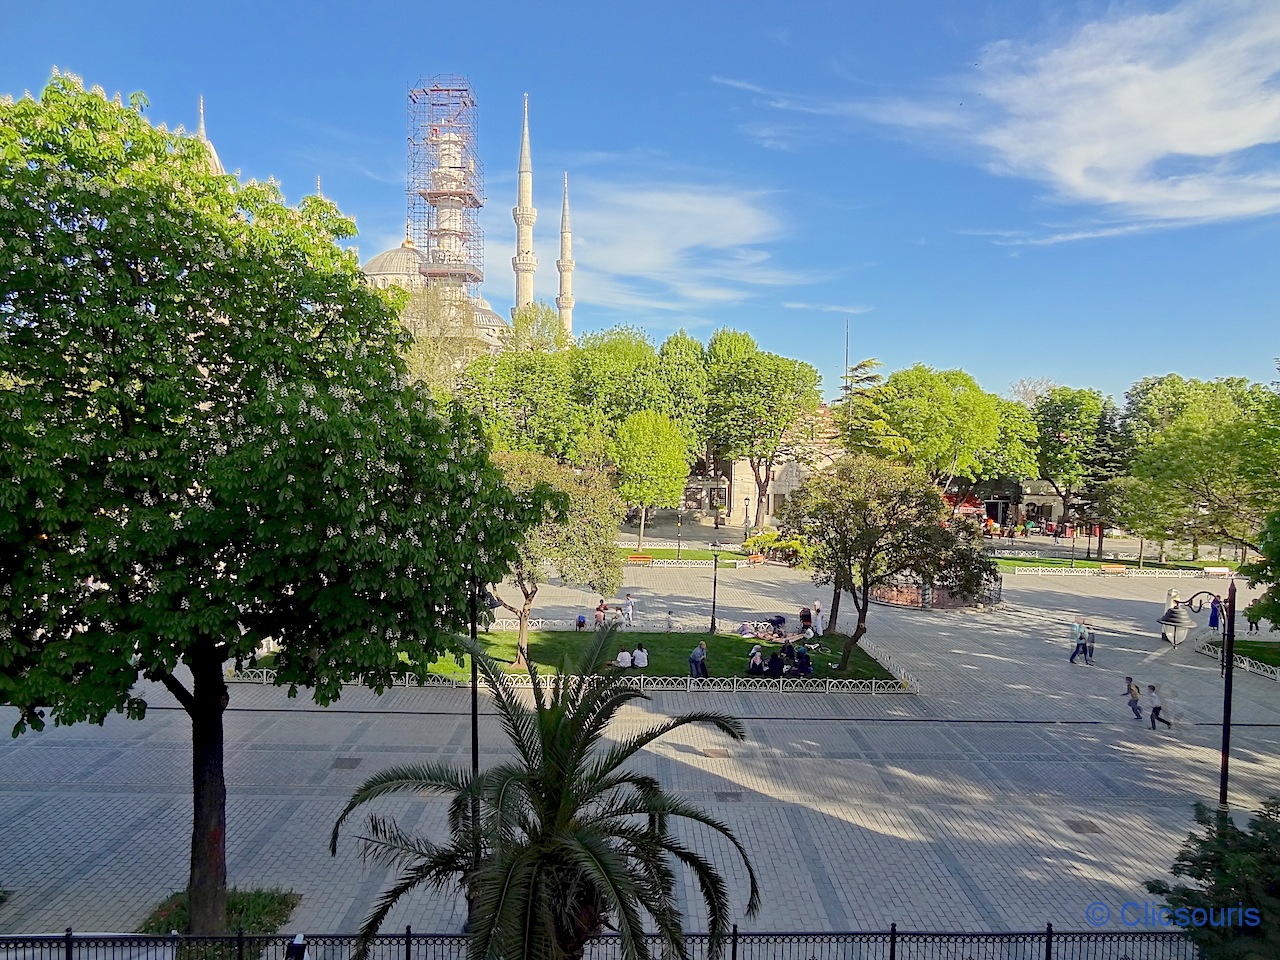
[719,0,1280,237]
[783,302,874,315]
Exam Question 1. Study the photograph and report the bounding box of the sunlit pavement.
[1,566,1275,935]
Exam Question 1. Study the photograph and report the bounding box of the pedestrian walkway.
[1,568,1274,936]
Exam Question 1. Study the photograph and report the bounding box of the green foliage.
[777,455,998,667]
[572,326,669,445]
[489,452,623,658]
[1241,512,1280,632]
[398,286,492,396]
[1126,380,1278,551]
[331,629,761,960]
[862,365,1002,487]
[136,889,301,935]
[1146,799,1280,960]
[0,75,540,933]
[509,301,571,354]
[705,330,821,524]
[742,530,813,567]
[612,411,690,511]
[460,349,588,464]
[1032,386,1106,522]
[656,330,708,454]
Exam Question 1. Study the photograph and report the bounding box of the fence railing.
[225,668,917,696]
[0,925,1199,960]
[1010,566,1210,578]
[1194,635,1280,682]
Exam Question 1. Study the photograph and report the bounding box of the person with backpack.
[1124,677,1142,720]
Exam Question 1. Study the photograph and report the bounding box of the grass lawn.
[423,630,894,682]
[617,546,745,566]
[136,888,300,935]
[1206,639,1280,667]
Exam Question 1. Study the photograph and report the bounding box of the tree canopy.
[612,411,691,551]
[0,75,539,933]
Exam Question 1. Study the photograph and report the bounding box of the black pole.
[1070,533,1076,568]
[1044,921,1053,960]
[468,579,480,929]
[888,923,897,960]
[1218,580,1237,812]
[730,924,738,960]
[676,511,682,561]
[709,558,719,633]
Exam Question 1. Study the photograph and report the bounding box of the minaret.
[556,172,575,337]
[195,96,225,176]
[511,93,537,316]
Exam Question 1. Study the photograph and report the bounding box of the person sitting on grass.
[766,615,786,637]
[746,645,764,675]
[792,648,813,677]
[738,621,755,638]
[575,614,587,632]
[780,638,796,664]
[632,643,648,669]
[765,651,785,678]
[613,647,633,669]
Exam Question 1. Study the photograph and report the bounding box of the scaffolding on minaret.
[407,76,485,299]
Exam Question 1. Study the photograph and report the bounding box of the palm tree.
[330,627,760,960]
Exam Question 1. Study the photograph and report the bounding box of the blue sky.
[4,0,1279,402]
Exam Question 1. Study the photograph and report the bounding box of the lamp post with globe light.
[1157,581,1238,811]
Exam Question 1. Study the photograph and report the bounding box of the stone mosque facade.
[361,89,575,351]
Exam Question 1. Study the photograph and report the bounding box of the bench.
[1099,564,1127,575]
[626,554,654,566]
[747,553,765,565]
[1203,566,1232,578]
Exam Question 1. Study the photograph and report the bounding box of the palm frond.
[330,761,471,855]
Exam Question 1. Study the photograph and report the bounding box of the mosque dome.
[473,296,508,329]
[363,238,429,290]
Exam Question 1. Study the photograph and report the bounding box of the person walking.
[1124,677,1143,720]
[1209,596,1221,634]
[813,599,824,637]
[622,593,636,628]
[1148,685,1172,730]
[1085,621,1096,665]
[689,641,709,678]
[1069,616,1089,664]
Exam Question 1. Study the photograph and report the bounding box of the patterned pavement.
[1,564,1276,936]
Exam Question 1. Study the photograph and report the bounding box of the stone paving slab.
[2,567,1277,936]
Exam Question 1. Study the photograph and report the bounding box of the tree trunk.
[637,508,646,552]
[514,597,535,668]
[828,576,842,635]
[187,645,229,934]
[836,589,869,672]
[1138,538,1145,569]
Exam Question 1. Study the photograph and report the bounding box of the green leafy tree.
[508,300,572,354]
[1241,512,1280,632]
[832,358,900,455]
[612,411,691,551]
[1146,799,1280,959]
[572,326,668,447]
[397,286,493,396]
[1031,387,1106,528]
[705,331,821,527]
[656,330,708,456]
[777,455,998,669]
[489,452,624,665]
[460,348,588,465]
[0,76,538,934]
[331,628,760,960]
[861,365,1002,492]
[1128,383,1277,554]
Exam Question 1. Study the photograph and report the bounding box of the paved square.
[2,565,1276,936]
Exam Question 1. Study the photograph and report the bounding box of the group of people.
[745,638,813,678]
[738,601,827,641]
[609,643,649,670]
[1124,676,1173,730]
[1068,615,1096,665]
[580,594,644,631]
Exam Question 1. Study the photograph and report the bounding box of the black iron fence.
[0,925,1197,960]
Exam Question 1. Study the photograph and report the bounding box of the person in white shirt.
[813,599,824,636]
[622,594,636,627]
[1148,685,1172,730]
[632,643,648,669]
[614,648,633,669]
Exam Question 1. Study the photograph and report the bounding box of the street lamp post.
[467,576,480,931]
[1157,581,1238,811]
[676,509,682,561]
[708,541,722,633]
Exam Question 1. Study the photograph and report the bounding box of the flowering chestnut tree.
[0,75,540,933]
